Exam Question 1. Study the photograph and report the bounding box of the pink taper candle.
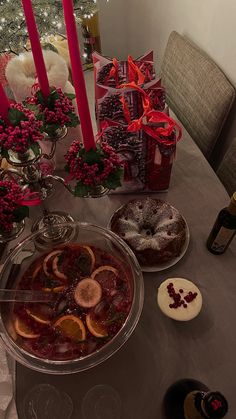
[62,0,96,151]
[0,83,10,121]
[21,0,50,98]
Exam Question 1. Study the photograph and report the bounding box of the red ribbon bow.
[19,190,41,207]
[117,82,182,146]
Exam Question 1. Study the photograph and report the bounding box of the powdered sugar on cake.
[111,198,187,266]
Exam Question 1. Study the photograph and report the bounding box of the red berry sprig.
[0,103,43,154]
[0,180,29,233]
[167,283,198,309]
[65,140,123,196]
[26,87,79,137]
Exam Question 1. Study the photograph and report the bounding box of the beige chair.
[217,138,236,196]
[161,31,235,159]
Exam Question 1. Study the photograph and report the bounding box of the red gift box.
[101,109,182,193]
[93,52,165,131]
[93,51,156,88]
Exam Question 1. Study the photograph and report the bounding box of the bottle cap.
[203,392,228,418]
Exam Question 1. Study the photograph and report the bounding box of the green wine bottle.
[207,192,236,254]
[163,379,228,419]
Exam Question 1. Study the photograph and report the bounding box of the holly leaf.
[30,142,40,157]
[36,90,45,106]
[44,123,61,137]
[47,89,60,109]
[8,108,27,126]
[74,182,90,197]
[80,147,102,164]
[24,103,40,115]
[13,206,29,222]
[67,112,79,127]
[64,164,69,173]
[103,168,123,190]
[64,93,76,100]
[0,186,7,195]
[1,149,9,159]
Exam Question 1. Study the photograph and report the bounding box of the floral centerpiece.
[0,180,29,236]
[26,87,79,138]
[65,140,123,197]
[0,103,44,160]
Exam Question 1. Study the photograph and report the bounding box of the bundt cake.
[110,198,187,266]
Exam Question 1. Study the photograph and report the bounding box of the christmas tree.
[0,0,99,54]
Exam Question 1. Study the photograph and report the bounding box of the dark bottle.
[207,192,236,254]
[163,379,228,419]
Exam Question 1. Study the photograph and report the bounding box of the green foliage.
[103,167,123,190]
[44,124,62,138]
[23,103,40,115]
[8,108,27,126]
[1,149,9,159]
[12,206,29,222]
[64,93,76,100]
[30,142,41,157]
[74,182,90,197]
[67,112,79,128]
[31,88,79,135]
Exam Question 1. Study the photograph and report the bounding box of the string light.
[0,0,101,54]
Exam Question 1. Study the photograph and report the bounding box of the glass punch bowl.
[0,222,144,374]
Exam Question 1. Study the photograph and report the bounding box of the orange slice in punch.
[14,317,40,339]
[42,285,66,293]
[72,245,96,276]
[91,266,118,290]
[74,278,102,308]
[26,306,52,325]
[52,254,67,281]
[81,246,95,273]
[54,315,86,342]
[43,250,63,277]
[32,265,42,280]
[86,313,108,338]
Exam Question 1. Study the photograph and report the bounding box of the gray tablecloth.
[13,114,236,419]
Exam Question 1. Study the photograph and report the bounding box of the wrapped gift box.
[102,113,181,193]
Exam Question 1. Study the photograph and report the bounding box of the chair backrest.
[161,31,235,159]
[217,138,236,196]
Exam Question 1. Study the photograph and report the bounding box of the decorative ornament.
[65,140,123,197]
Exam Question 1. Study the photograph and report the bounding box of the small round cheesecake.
[157,278,202,321]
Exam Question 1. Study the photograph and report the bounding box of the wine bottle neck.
[228,202,236,216]
[228,192,236,216]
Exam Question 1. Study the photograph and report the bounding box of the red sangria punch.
[5,244,134,361]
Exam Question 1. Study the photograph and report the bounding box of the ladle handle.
[0,289,57,303]
[6,264,21,289]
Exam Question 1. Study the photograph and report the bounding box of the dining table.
[1,71,236,419]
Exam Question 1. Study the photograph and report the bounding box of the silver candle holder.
[0,127,109,246]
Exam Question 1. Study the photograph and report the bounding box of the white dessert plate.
[157,277,202,321]
[108,205,190,273]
